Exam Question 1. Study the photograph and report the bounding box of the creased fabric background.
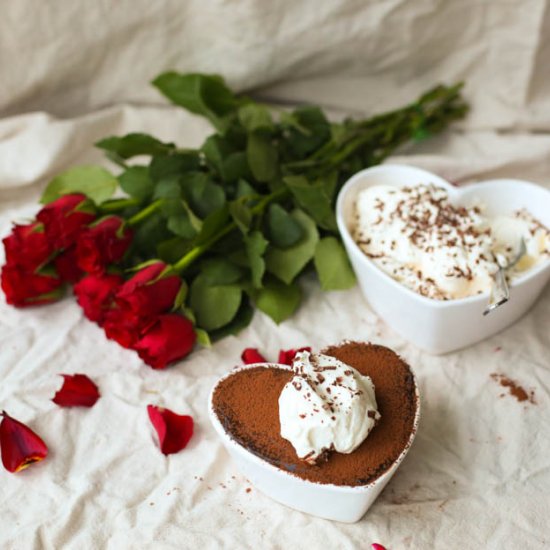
[0,1,549,549]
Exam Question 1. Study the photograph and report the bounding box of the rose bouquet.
[1,72,468,369]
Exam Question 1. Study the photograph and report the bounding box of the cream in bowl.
[336,164,550,354]
[354,183,550,300]
[209,342,420,523]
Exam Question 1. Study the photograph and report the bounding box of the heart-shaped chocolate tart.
[210,341,419,523]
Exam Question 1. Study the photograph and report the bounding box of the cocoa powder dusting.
[490,373,536,404]
[212,342,418,487]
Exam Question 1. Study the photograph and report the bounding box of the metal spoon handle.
[483,267,509,315]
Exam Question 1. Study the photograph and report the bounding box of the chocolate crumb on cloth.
[212,342,418,487]
[490,373,536,404]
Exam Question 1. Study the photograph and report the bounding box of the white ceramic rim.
[335,164,550,309]
[209,360,421,493]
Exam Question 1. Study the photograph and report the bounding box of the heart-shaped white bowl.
[336,164,550,354]
[209,362,420,523]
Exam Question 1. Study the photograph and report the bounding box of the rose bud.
[147,405,194,455]
[103,307,148,348]
[2,222,52,270]
[133,314,196,369]
[36,193,96,249]
[52,374,100,408]
[54,245,84,283]
[278,347,312,365]
[74,273,124,324]
[115,261,182,320]
[241,348,267,364]
[0,411,48,473]
[76,216,133,275]
[1,264,64,307]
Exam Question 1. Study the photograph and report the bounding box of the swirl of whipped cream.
[278,351,380,464]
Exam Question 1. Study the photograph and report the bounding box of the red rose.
[133,314,196,369]
[1,264,63,307]
[115,261,182,319]
[36,193,96,249]
[103,307,148,348]
[3,222,52,270]
[54,246,83,283]
[278,347,312,365]
[76,216,133,274]
[74,273,123,324]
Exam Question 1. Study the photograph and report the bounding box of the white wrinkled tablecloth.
[1,1,550,548]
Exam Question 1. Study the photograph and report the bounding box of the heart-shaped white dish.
[336,164,550,354]
[209,361,420,523]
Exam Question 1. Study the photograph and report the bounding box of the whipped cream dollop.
[354,184,550,300]
[278,351,381,464]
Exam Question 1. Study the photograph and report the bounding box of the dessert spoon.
[483,238,527,316]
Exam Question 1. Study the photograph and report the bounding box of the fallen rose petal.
[52,374,100,407]
[241,348,267,364]
[0,411,48,473]
[278,347,312,365]
[133,314,196,369]
[371,545,387,550]
[147,404,193,455]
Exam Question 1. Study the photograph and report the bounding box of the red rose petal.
[133,314,196,369]
[147,405,194,455]
[74,273,124,325]
[36,193,96,249]
[371,545,387,550]
[278,347,312,365]
[1,263,64,307]
[52,374,100,407]
[3,222,52,271]
[241,348,267,364]
[54,245,84,283]
[0,411,48,473]
[76,216,133,275]
[115,261,182,319]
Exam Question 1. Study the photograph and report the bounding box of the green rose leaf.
[208,299,254,342]
[194,204,230,246]
[267,203,303,248]
[314,237,356,291]
[238,104,275,133]
[149,153,201,183]
[265,209,319,284]
[157,237,194,264]
[180,172,226,219]
[200,258,243,285]
[152,72,239,133]
[247,132,278,183]
[229,200,252,234]
[245,230,269,288]
[222,151,252,182]
[283,106,331,158]
[254,279,301,324]
[284,173,338,232]
[41,166,117,205]
[236,179,256,198]
[95,133,175,159]
[119,166,154,201]
[190,272,242,331]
